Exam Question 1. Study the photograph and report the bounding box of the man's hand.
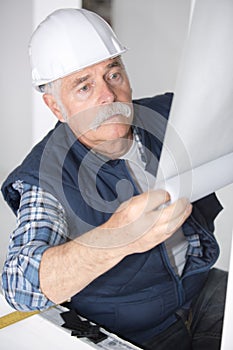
[77,189,192,252]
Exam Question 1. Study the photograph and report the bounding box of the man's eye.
[110,73,119,79]
[80,85,89,92]
[108,72,123,85]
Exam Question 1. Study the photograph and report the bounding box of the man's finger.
[143,197,192,238]
[157,197,191,221]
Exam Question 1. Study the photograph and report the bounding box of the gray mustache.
[90,102,132,130]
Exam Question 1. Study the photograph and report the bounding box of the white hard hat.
[29,8,128,91]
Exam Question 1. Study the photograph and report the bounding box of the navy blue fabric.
[1,93,223,344]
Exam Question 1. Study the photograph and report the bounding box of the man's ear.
[42,94,66,122]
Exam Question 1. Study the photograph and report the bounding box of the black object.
[60,310,108,344]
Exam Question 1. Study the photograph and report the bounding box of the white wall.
[0,0,33,283]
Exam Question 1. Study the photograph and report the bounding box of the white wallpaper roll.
[156,0,233,203]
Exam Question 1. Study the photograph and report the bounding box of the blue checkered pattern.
[1,183,68,311]
[183,221,203,257]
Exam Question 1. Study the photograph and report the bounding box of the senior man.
[1,8,227,350]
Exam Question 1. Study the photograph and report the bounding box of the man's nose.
[98,80,116,104]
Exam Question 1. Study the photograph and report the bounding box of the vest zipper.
[159,243,185,307]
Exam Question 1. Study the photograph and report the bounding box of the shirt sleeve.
[1,182,68,311]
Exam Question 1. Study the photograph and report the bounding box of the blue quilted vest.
[1,93,222,344]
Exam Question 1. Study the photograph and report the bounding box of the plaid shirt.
[1,182,68,310]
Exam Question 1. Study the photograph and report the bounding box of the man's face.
[59,57,133,155]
